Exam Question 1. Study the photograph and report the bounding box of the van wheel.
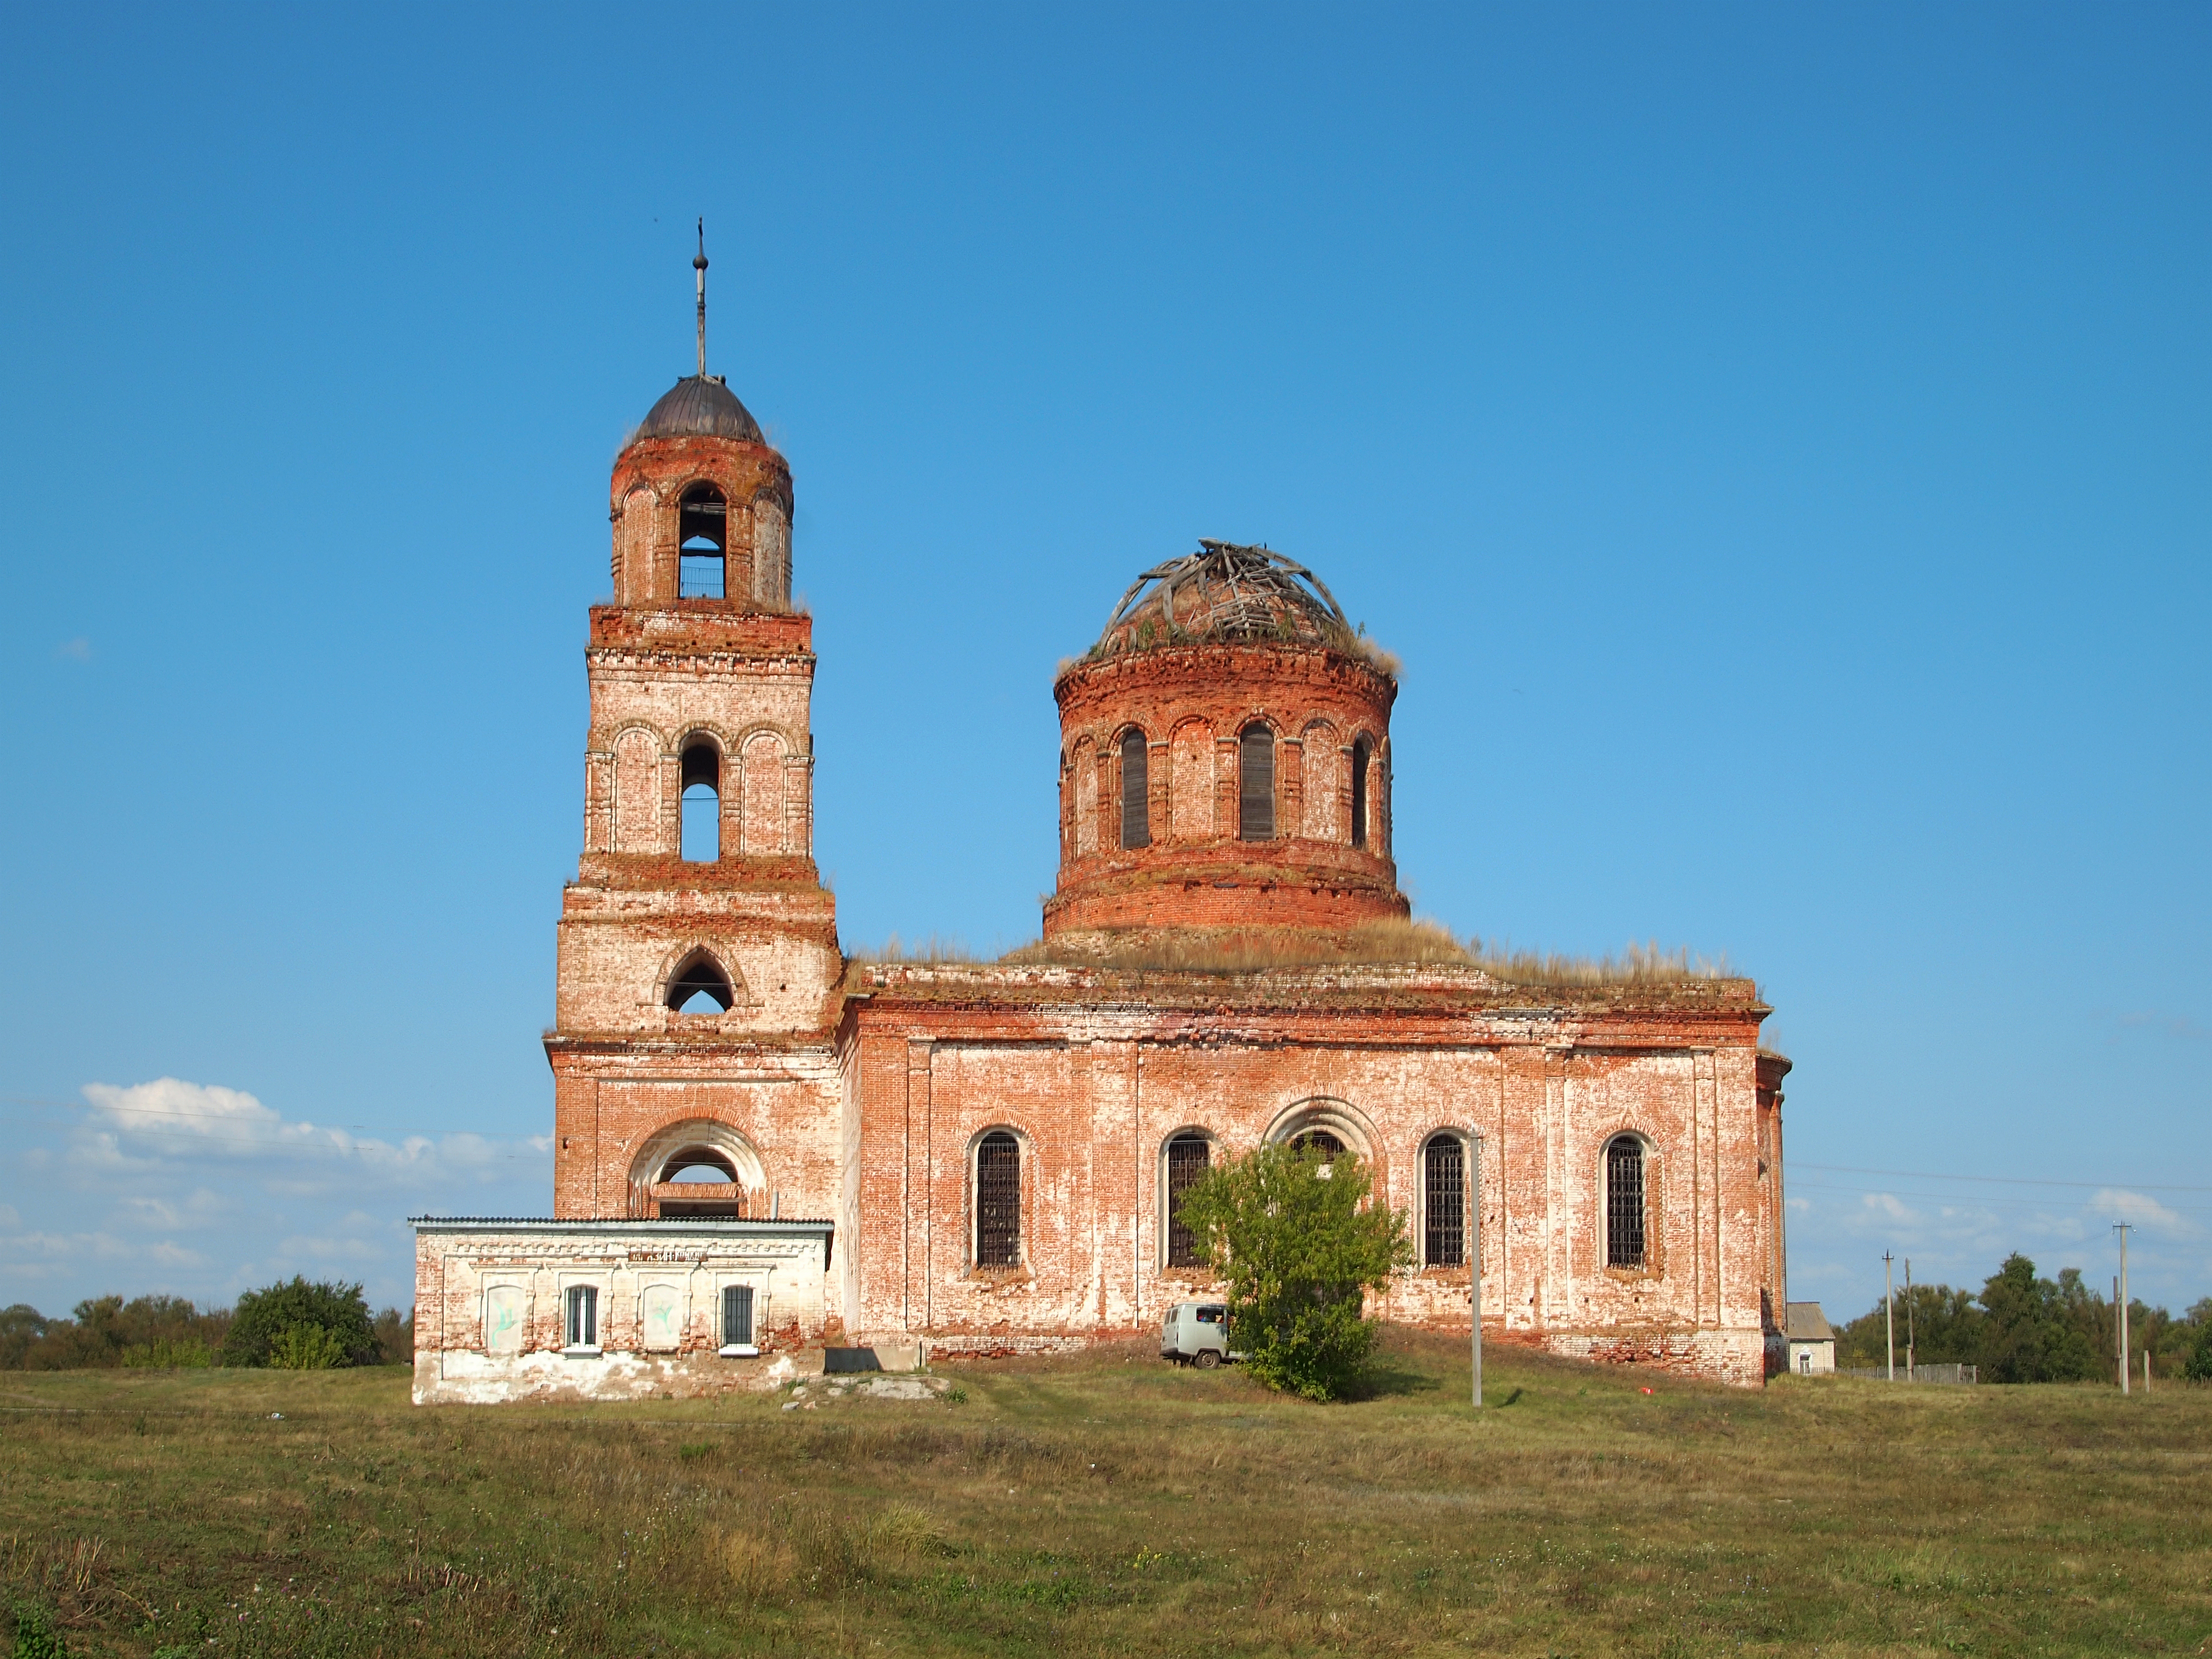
[1194,1349,1222,1370]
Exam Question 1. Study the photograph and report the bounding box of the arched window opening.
[1351,736,1372,849]
[1289,1127,1344,1177]
[1606,1135,1647,1268]
[1120,730,1150,850]
[667,950,735,1014]
[681,741,720,861]
[1165,1134,1211,1268]
[1423,1135,1465,1267]
[679,484,727,598]
[1239,723,1274,841]
[661,1148,738,1184]
[975,1132,1021,1267]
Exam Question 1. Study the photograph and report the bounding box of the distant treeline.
[0,1278,413,1370]
[1835,1252,2212,1383]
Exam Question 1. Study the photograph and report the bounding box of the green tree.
[371,1306,415,1366]
[1176,1142,1413,1401]
[1978,1254,2101,1384]
[2184,1317,2212,1384]
[223,1278,377,1368]
[268,1324,349,1369]
[0,1305,48,1370]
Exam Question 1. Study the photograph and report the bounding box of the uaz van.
[1160,1300,1237,1367]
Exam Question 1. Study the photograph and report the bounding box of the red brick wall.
[1047,643,1407,935]
[837,965,1780,1385]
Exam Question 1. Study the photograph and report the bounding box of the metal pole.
[1883,1251,1895,1383]
[1905,1256,1915,1381]
[2115,1223,2131,1395]
[694,218,709,379]
[1470,1134,1483,1409]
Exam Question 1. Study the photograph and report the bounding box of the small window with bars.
[1120,729,1150,849]
[679,484,727,597]
[975,1131,1021,1268]
[1239,723,1274,841]
[1605,1135,1647,1269]
[564,1284,598,1349]
[1165,1134,1211,1268]
[1351,735,1372,848]
[1423,1135,1465,1267]
[721,1284,754,1350]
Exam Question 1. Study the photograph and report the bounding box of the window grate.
[721,1284,753,1346]
[1239,724,1274,840]
[1351,736,1371,848]
[1424,1136,1465,1267]
[1606,1136,1646,1268]
[975,1133,1021,1267]
[1165,1136,1210,1267]
[1120,730,1150,849]
[679,550,725,598]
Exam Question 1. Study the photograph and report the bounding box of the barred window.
[721,1284,753,1347]
[1289,1128,1342,1159]
[679,483,727,598]
[975,1132,1021,1267]
[1120,730,1150,849]
[1423,1135,1465,1266]
[1165,1134,1211,1268]
[1351,736,1372,849]
[1606,1135,1647,1268]
[564,1285,598,1348]
[1239,723,1274,840]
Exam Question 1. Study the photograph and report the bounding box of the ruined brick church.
[413,263,1793,1401]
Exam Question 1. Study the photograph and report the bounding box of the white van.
[1160,1300,1235,1367]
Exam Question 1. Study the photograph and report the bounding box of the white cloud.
[78,1077,546,1193]
[2091,1188,2196,1238]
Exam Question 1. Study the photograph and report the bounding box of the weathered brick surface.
[414,369,1795,1400]
[837,964,1784,1387]
[1047,644,1406,935]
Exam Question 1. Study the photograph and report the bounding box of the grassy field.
[2,1329,2207,1657]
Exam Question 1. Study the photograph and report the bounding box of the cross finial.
[693,218,709,379]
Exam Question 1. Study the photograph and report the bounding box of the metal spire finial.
[693,218,709,379]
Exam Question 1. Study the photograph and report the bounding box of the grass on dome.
[3,1328,2203,1657]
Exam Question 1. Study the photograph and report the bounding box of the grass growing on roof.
[1,1332,2204,1656]
[999,921,1735,985]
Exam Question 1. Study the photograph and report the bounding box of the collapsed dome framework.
[1090,541,1362,661]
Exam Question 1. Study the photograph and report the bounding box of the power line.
[1790,1161,2212,1195]
[1786,1180,2212,1218]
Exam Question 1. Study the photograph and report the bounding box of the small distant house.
[1785,1302,1835,1375]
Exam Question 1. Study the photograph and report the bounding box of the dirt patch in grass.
[1,1330,2205,1656]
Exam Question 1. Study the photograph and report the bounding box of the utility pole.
[1883,1251,1895,1383]
[1904,1257,1915,1380]
[1470,1135,1483,1409]
[2114,1223,2132,1395]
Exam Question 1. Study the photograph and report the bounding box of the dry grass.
[844,933,987,966]
[2,1333,2204,1656]
[1000,921,1735,987]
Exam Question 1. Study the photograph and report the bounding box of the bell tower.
[547,229,843,1222]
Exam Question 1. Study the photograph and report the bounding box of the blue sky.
[1,5,2205,1324]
